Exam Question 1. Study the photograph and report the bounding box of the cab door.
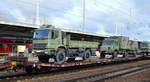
[62,32,70,48]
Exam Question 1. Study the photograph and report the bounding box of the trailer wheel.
[55,50,66,64]
[83,50,91,60]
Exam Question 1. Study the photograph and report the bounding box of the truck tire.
[55,50,66,64]
[83,50,91,60]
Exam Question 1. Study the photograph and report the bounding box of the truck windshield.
[34,29,49,39]
[102,40,117,46]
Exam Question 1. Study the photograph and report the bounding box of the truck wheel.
[55,50,66,64]
[83,50,91,60]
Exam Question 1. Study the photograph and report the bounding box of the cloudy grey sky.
[0,0,150,41]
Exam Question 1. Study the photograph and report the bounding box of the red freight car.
[0,38,32,57]
[0,39,13,56]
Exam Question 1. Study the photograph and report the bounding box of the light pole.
[82,0,86,32]
[36,0,40,25]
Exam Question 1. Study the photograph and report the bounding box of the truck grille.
[33,43,47,49]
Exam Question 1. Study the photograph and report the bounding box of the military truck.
[32,25,106,64]
[100,36,131,58]
[128,40,140,57]
[139,41,150,57]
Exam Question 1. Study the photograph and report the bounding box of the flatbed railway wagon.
[25,56,140,73]
[5,56,28,69]
[0,60,11,70]
[0,57,28,71]
[32,25,108,64]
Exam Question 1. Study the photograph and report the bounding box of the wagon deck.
[26,57,138,68]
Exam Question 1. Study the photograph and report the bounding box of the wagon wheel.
[83,50,91,60]
[55,50,66,64]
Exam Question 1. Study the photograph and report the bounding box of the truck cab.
[100,36,130,59]
[101,39,119,53]
[32,25,65,63]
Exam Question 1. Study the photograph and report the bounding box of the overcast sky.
[0,0,150,41]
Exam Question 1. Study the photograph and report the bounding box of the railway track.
[0,59,150,82]
[62,63,150,82]
[0,63,109,81]
[0,63,112,82]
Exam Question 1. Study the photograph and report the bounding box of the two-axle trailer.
[25,56,141,73]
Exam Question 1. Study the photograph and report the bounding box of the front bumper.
[32,49,56,55]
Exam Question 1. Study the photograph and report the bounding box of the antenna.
[36,0,40,25]
[82,0,86,32]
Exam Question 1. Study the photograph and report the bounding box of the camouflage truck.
[32,25,106,64]
[100,36,131,58]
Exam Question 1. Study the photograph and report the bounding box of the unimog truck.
[100,36,131,58]
[32,25,106,64]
